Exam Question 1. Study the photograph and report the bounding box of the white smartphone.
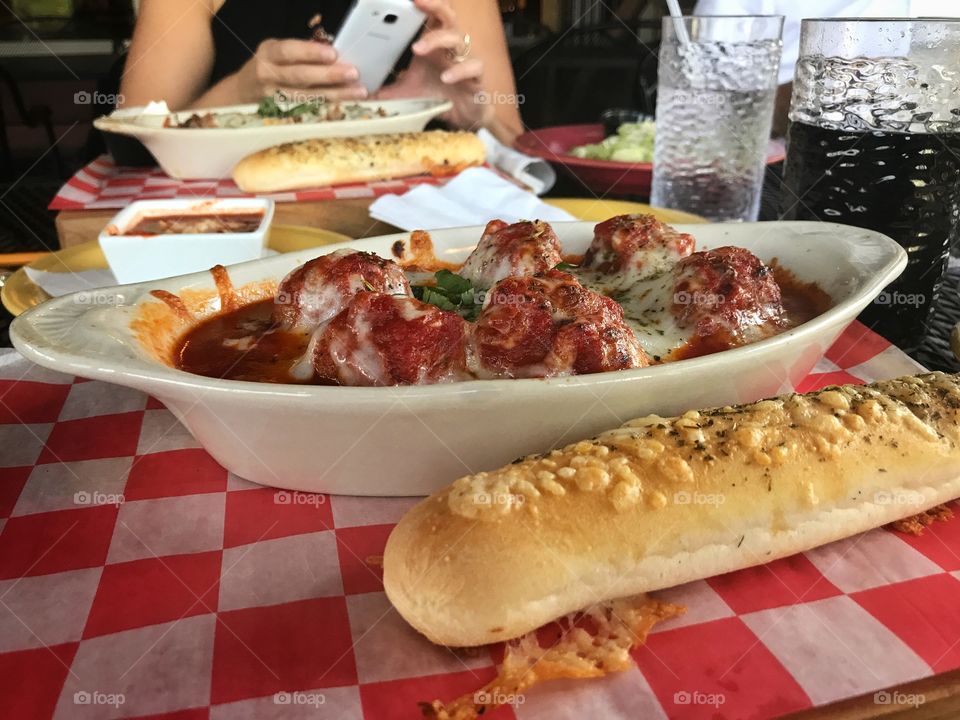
[333,0,427,94]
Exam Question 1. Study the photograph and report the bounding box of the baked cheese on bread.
[384,372,960,647]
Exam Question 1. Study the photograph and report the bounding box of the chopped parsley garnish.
[412,270,482,321]
[257,92,324,119]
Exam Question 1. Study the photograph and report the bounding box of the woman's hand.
[235,39,368,103]
[376,0,492,130]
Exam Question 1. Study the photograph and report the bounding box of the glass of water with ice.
[651,15,783,222]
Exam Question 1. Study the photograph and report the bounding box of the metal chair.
[0,63,65,179]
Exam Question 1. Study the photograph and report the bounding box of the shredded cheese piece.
[888,504,954,536]
[420,595,683,720]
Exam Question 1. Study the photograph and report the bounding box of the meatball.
[274,249,410,331]
[472,270,649,378]
[671,246,785,348]
[459,219,563,288]
[312,292,469,386]
[583,214,695,279]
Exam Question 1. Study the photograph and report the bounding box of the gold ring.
[447,33,471,63]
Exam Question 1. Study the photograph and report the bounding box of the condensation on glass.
[780,18,960,351]
[651,15,784,223]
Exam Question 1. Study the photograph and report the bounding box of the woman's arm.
[119,0,218,109]
[120,0,365,110]
[444,0,523,144]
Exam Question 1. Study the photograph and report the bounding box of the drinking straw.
[665,0,691,45]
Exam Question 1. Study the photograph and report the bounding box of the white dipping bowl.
[98,198,274,285]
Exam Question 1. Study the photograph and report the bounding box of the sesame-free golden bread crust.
[384,372,960,647]
[232,130,486,192]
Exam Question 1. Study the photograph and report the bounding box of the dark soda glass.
[780,122,960,350]
[781,18,960,351]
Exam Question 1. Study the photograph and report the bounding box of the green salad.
[569,121,655,163]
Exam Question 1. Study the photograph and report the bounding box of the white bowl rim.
[98,197,275,239]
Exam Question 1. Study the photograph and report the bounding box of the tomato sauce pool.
[175,299,318,384]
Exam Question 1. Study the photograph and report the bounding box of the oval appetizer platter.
[11,218,905,495]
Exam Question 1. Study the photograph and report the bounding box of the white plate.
[94,98,453,180]
[11,221,905,497]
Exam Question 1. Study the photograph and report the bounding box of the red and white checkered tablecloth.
[48,156,454,211]
[2,321,959,720]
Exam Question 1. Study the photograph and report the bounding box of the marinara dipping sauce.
[175,300,317,384]
[115,212,264,236]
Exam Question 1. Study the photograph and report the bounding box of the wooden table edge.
[783,668,960,719]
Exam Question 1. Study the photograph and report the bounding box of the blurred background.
[0,0,693,250]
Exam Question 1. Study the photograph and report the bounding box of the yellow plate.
[1,224,351,317]
[545,198,708,225]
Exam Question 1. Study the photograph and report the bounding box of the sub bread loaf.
[232,130,486,192]
[384,372,960,647]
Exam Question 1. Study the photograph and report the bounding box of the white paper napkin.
[477,128,556,195]
[24,267,119,298]
[369,167,576,231]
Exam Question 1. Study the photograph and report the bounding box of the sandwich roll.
[232,130,486,192]
[384,372,960,647]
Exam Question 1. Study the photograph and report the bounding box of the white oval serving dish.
[94,98,453,180]
[11,221,905,497]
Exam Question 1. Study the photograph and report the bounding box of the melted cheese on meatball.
[459,220,563,289]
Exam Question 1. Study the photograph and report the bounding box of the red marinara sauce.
[175,299,319,384]
[118,212,263,236]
